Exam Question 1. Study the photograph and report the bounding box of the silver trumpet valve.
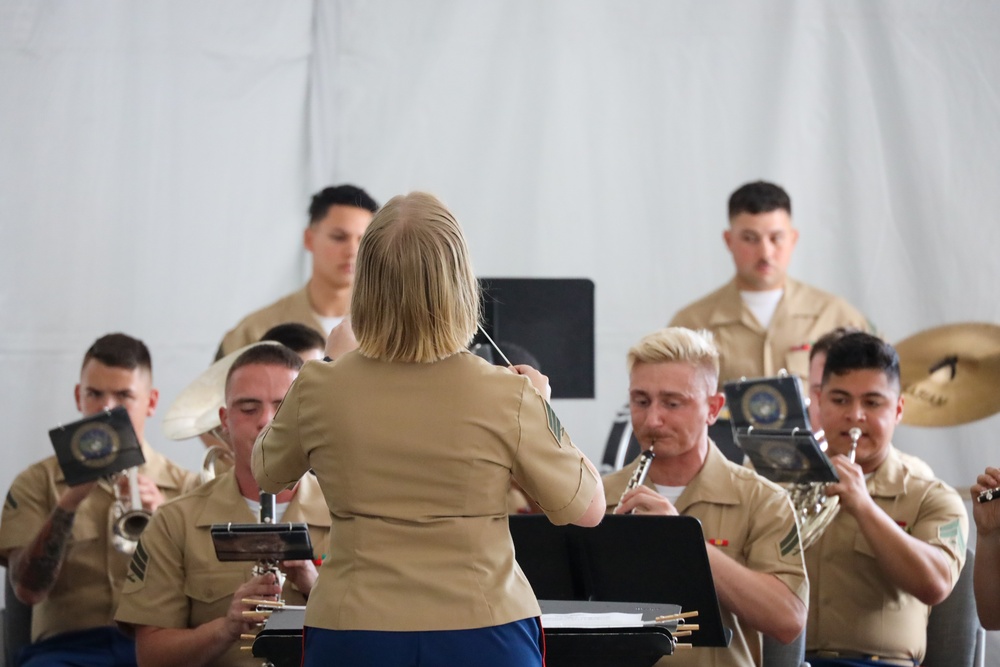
[848,428,861,464]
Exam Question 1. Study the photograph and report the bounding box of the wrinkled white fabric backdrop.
[2,0,999,655]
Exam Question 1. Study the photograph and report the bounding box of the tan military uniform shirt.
[670,277,870,384]
[218,286,325,357]
[0,443,197,642]
[254,350,600,632]
[115,471,330,667]
[805,446,968,664]
[604,442,808,667]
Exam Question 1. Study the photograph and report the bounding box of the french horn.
[786,426,860,550]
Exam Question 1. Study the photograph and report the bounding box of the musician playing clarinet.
[971,466,1000,630]
[253,192,605,667]
[805,332,967,666]
[603,327,807,667]
[115,344,330,667]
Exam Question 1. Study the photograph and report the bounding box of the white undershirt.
[244,498,291,522]
[740,288,783,329]
[653,484,686,506]
[314,314,344,336]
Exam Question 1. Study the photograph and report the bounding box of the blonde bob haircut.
[626,327,721,393]
[351,192,480,363]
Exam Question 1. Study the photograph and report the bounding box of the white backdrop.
[2,0,999,654]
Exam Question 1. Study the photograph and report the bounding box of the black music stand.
[473,277,594,398]
[509,514,730,650]
[252,602,679,667]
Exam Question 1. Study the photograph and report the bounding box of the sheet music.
[541,612,645,628]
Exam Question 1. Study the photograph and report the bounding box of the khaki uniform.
[604,443,808,667]
[805,446,968,664]
[670,277,870,384]
[0,443,197,643]
[115,471,330,667]
[254,350,599,633]
[218,286,324,357]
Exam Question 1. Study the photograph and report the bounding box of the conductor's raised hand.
[510,364,551,401]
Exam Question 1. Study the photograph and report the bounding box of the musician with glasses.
[0,333,198,667]
[216,184,379,359]
[670,181,871,385]
[603,327,808,667]
[115,344,330,667]
[971,466,1000,630]
[805,332,967,667]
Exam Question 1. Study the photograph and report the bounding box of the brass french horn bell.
[162,342,284,481]
[895,322,1000,427]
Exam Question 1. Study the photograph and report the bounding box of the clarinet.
[978,487,1000,504]
[618,449,656,513]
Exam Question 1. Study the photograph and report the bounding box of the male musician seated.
[603,327,808,667]
[805,332,968,666]
[971,465,1000,630]
[260,322,326,362]
[0,333,198,667]
[115,344,330,667]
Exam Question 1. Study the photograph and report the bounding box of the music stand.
[509,514,730,648]
[473,278,594,398]
[252,602,680,667]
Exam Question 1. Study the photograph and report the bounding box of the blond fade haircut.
[351,192,480,363]
[626,327,721,393]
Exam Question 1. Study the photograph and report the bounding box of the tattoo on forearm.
[18,507,76,594]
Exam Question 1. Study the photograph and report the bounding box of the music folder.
[210,523,314,562]
[508,514,730,648]
[724,374,838,485]
[49,406,145,486]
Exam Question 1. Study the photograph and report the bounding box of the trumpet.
[111,467,151,555]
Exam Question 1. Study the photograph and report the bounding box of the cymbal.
[896,322,1000,427]
[162,342,281,440]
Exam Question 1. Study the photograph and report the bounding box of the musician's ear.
[706,393,726,425]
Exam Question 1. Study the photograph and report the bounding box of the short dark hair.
[81,333,152,375]
[225,344,304,394]
[728,180,791,219]
[308,184,379,224]
[822,332,900,390]
[809,326,863,362]
[260,323,325,355]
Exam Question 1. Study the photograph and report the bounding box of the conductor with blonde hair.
[253,192,605,667]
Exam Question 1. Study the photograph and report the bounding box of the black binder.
[49,407,144,485]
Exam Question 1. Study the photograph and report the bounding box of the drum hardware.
[110,467,151,555]
[895,322,1000,426]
